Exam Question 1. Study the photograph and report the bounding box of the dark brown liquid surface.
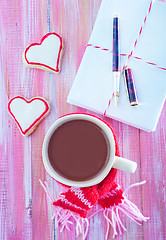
[48,120,109,181]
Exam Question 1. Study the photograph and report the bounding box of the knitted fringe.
[39,180,89,240]
[103,181,149,239]
[39,180,149,240]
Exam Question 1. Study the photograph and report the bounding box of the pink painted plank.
[140,101,166,240]
[0,0,33,239]
[0,0,165,240]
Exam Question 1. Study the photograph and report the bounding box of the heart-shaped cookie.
[23,33,64,73]
[8,96,50,136]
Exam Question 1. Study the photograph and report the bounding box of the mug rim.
[42,114,115,187]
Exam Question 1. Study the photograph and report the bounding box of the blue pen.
[112,15,120,106]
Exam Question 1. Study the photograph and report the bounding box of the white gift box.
[67,0,166,132]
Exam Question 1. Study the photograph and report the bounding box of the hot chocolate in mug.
[42,114,137,187]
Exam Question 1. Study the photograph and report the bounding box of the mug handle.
[113,156,137,173]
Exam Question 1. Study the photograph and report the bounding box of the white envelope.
[67,0,166,132]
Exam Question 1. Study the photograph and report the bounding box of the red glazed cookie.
[8,96,50,137]
[23,33,64,73]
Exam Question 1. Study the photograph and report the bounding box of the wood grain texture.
[0,0,165,239]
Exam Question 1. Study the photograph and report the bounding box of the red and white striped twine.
[87,0,166,71]
[86,44,166,71]
[125,0,155,67]
[87,0,166,115]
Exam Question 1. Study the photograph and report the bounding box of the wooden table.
[0,0,165,239]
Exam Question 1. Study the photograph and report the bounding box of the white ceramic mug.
[42,114,137,187]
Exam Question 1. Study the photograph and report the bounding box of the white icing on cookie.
[24,33,63,73]
[8,96,50,136]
